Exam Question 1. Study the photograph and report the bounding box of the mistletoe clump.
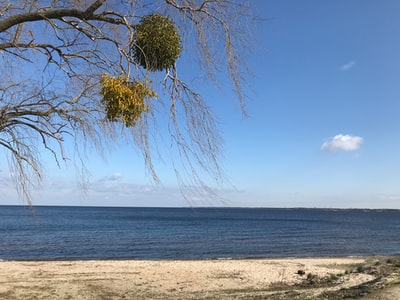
[131,14,182,71]
[101,74,156,127]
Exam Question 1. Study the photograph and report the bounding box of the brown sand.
[0,257,399,299]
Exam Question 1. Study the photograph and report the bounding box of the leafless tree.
[0,0,252,204]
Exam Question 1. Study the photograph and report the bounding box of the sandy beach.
[0,256,399,299]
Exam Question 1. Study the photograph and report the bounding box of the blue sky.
[2,0,400,208]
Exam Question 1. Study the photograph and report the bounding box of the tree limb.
[0,1,126,33]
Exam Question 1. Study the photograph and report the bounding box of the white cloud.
[99,172,123,181]
[109,173,122,180]
[340,60,355,71]
[321,134,363,152]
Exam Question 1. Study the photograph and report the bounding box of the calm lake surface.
[1,206,400,260]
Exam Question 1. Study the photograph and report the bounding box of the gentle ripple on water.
[1,206,400,260]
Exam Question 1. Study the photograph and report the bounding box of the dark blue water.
[1,206,400,260]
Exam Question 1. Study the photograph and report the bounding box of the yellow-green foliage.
[131,14,182,71]
[101,74,156,127]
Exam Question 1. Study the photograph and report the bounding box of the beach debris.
[297,270,305,276]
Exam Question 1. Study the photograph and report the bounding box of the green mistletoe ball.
[131,14,182,71]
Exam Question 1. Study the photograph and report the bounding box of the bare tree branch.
[0,0,253,205]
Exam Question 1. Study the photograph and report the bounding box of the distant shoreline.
[1,204,400,211]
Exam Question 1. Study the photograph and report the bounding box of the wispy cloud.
[0,172,21,203]
[109,172,123,181]
[321,134,363,152]
[99,172,123,181]
[378,194,400,201]
[0,172,13,188]
[340,60,356,71]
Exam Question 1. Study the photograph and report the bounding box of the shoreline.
[1,255,399,299]
[2,253,399,262]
